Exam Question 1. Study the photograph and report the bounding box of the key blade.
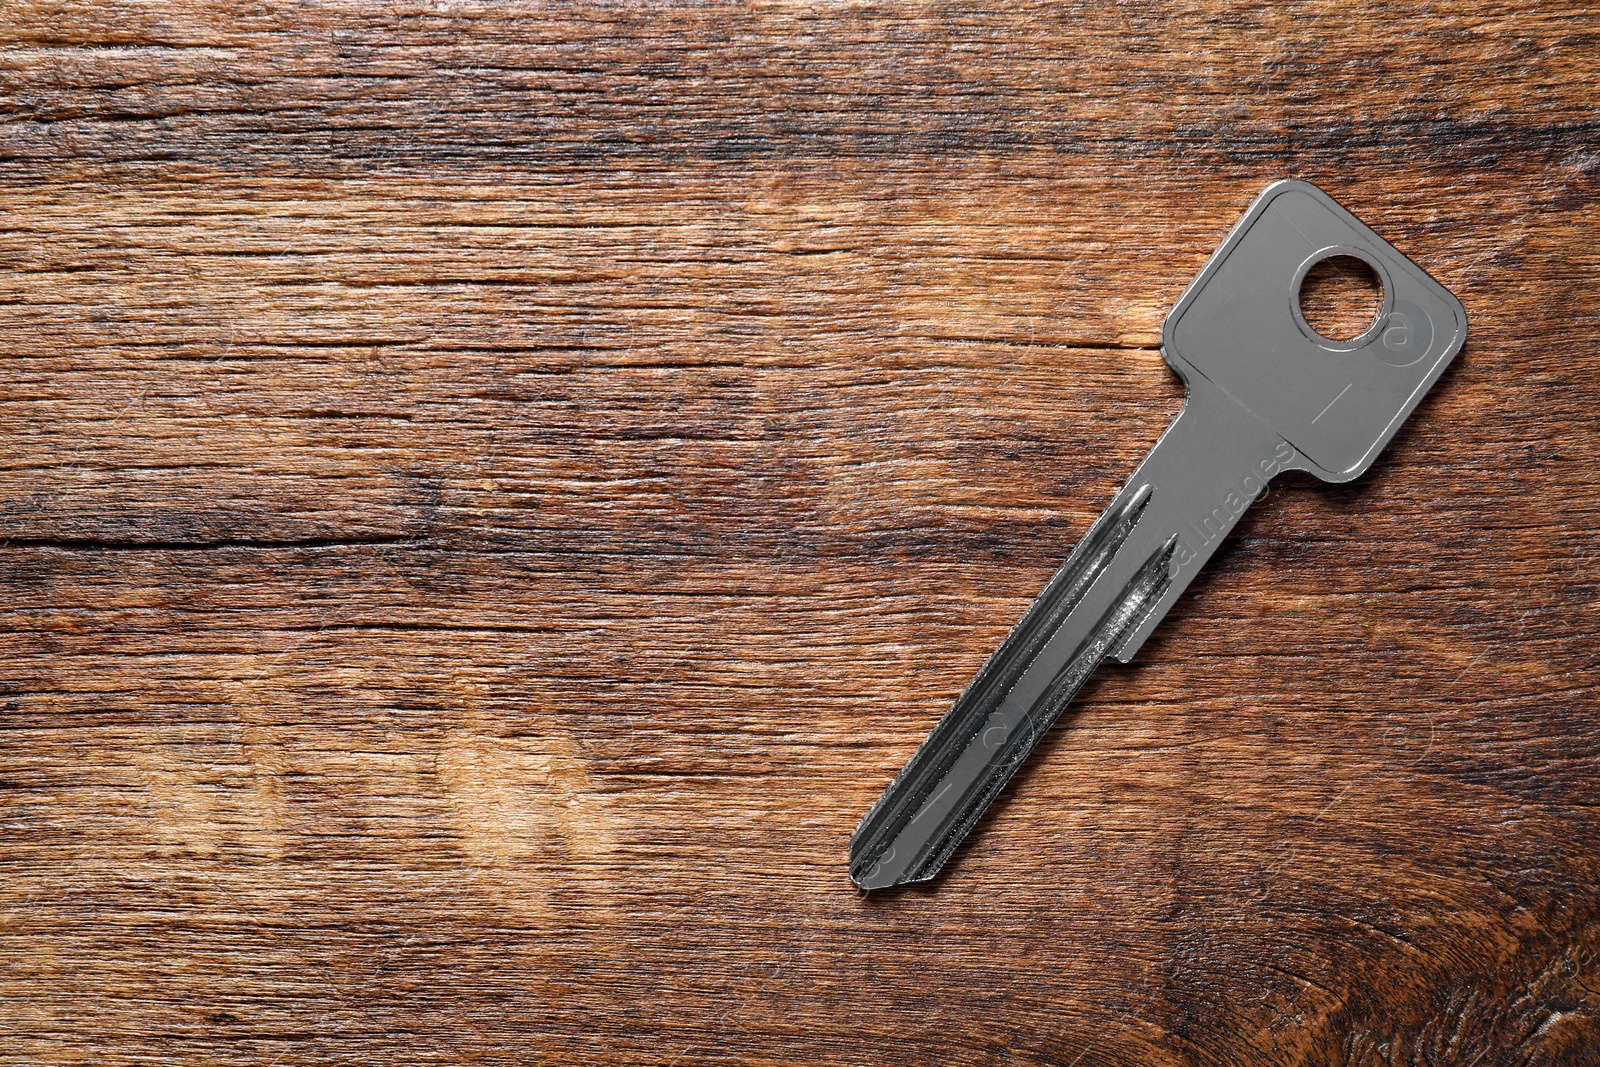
[848,485,1155,890]
[849,527,1179,891]
[850,378,1289,890]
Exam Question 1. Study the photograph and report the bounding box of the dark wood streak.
[1,2,1598,1064]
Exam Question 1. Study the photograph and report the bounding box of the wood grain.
[2,2,1598,1064]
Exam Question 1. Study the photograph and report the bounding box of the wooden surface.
[2,3,1598,1064]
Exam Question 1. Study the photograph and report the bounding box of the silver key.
[849,180,1466,890]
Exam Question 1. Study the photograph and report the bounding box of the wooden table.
[3,4,1598,1064]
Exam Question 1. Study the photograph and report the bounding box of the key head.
[1162,180,1466,482]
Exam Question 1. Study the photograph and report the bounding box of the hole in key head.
[1297,254,1384,343]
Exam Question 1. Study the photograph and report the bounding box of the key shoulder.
[1161,179,1467,483]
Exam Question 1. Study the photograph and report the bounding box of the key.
[849,179,1466,890]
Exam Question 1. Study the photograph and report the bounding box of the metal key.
[849,180,1466,890]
